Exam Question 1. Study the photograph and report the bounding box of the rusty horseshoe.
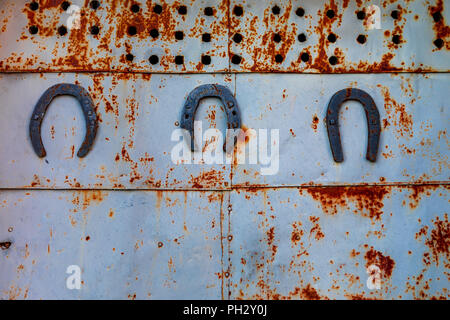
[326,88,381,162]
[180,84,241,152]
[29,83,98,158]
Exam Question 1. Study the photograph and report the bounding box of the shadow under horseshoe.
[325,88,381,162]
[29,83,98,158]
[180,84,241,153]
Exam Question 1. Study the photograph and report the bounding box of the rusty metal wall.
[0,0,449,300]
[0,0,449,72]
[0,190,228,299]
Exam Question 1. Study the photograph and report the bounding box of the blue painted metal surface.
[0,0,448,300]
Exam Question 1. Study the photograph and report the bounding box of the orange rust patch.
[350,249,360,258]
[311,115,319,132]
[364,247,395,278]
[291,222,304,245]
[71,190,106,211]
[306,186,390,220]
[266,226,277,259]
[189,169,225,188]
[300,284,322,300]
[289,128,296,137]
[237,284,327,300]
[424,214,449,267]
[345,294,378,300]
[429,0,450,51]
[30,174,41,187]
[309,216,324,240]
[406,185,439,209]
[377,84,413,139]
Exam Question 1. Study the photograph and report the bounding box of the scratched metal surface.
[0,0,449,73]
[0,190,228,299]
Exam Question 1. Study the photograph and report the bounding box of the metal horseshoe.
[180,84,241,152]
[29,83,98,158]
[326,88,381,162]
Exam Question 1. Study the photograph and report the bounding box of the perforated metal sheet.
[0,0,230,73]
[229,0,450,72]
[0,0,448,73]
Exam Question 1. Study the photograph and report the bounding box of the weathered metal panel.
[0,190,228,299]
[0,0,230,73]
[0,0,448,301]
[0,73,234,189]
[229,0,450,72]
[1,73,447,189]
[228,185,449,299]
[232,73,448,186]
[1,0,448,73]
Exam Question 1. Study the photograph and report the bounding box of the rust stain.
[364,247,395,278]
[300,284,322,300]
[429,0,450,50]
[345,294,378,300]
[378,84,413,139]
[406,184,439,209]
[408,212,449,299]
[237,284,327,300]
[266,226,277,259]
[306,185,390,220]
[0,1,442,72]
[291,221,304,246]
[0,241,12,250]
[188,169,225,188]
[311,115,319,132]
[30,174,41,187]
[309,216,324,240]
[424,214,449,266]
